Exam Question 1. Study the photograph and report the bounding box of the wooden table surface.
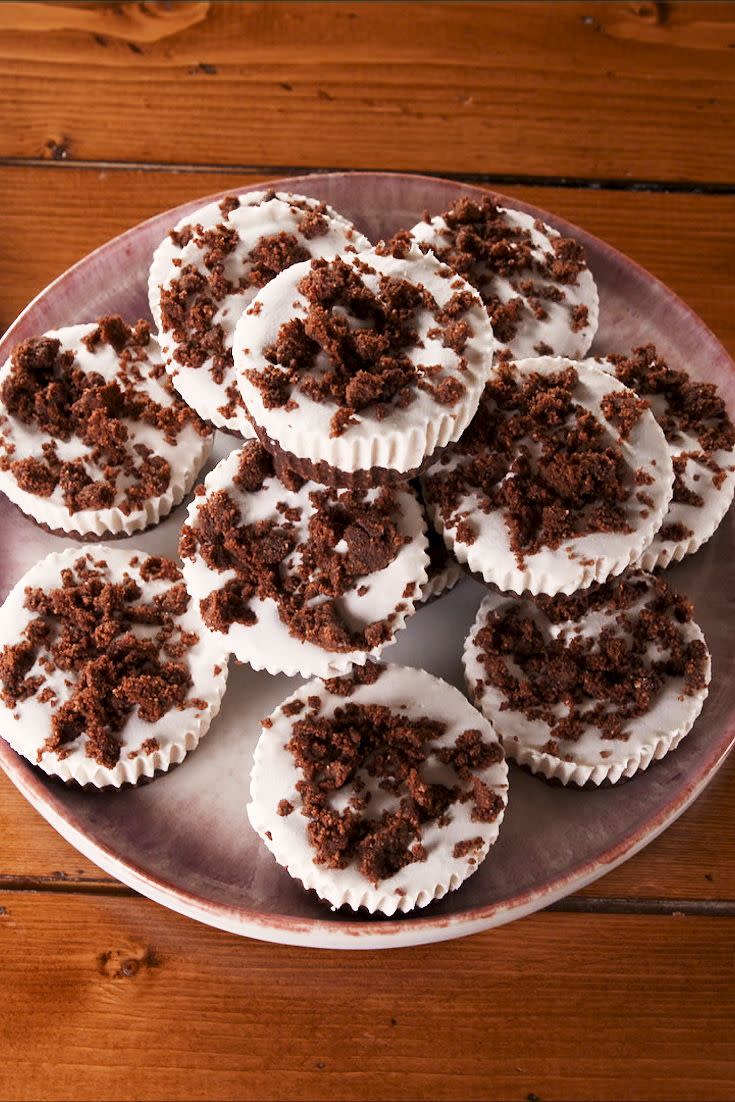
[1,3,734,1100]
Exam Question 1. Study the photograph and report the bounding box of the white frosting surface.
[409,206,599,358]
[148,191,371,432]
[180,447,429,678]
[422,357,675,596]
[589,356,735,570]
[247,664,509,915]
[0,323,212,538]
[0,546,229,788]
[233,243,496,474]
[463,575,711,787]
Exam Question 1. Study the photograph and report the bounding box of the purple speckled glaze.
[1,172,734,950]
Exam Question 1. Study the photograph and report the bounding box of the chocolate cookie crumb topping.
[180,444,409,653]
[244,256,474,434]
[0,319,209,515]
[600,390,649,440]
[285,700,503,884]
[0,555,199,767]
[423,363,635,565]
[322,662,382,696]
[453,836,484,858]
[473,574,709,752]
[658,521,694,543]
[414,195,591,347]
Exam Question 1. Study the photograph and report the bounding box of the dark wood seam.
[1,878,733,916]
[1,157,735,195]
[549,896,735,917]
[0,876,133,897]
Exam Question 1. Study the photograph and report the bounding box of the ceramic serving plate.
[1,172,734,950]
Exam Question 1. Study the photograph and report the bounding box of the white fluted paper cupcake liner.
[419,560,464,603]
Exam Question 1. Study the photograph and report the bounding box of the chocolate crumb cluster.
[158,192,333,389]
[282,690,504,885]
[606,344,735,542]
[244,254,475,437]
[423,362,637,566]
[179,441,407,652]
[472,574,709,757]
[416,196,589,347]
[0,554,199,768]
[0,316,209,514]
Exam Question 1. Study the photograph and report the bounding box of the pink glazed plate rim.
[0,171,733,950]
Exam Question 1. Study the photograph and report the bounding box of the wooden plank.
[0,3,734,183]
[0,772,116,889]
[0,893,733,1101]
[0,164,734,355]
[0,2,210,43]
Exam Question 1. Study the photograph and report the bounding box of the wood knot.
[97,945,162,979]
[627,1,667,24]
[44,136,71,161]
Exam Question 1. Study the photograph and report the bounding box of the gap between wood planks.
[1,156,735,195]
[0,875,733,916]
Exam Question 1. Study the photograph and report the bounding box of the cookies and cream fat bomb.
[248,663,508,914]
[0,547,229,788]
[0,317,212,539]
[179,441,429,678]
[421,356,674,596]
[409,194,599,359]
[594,344,735,570]
[149,190,371,433]
[233,239,496,487]
[463,572,711,787]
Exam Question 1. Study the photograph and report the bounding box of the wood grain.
[0,2,733,183]
[0,1,210,43]
[1,164,734,353]
[0,892,733,1102]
